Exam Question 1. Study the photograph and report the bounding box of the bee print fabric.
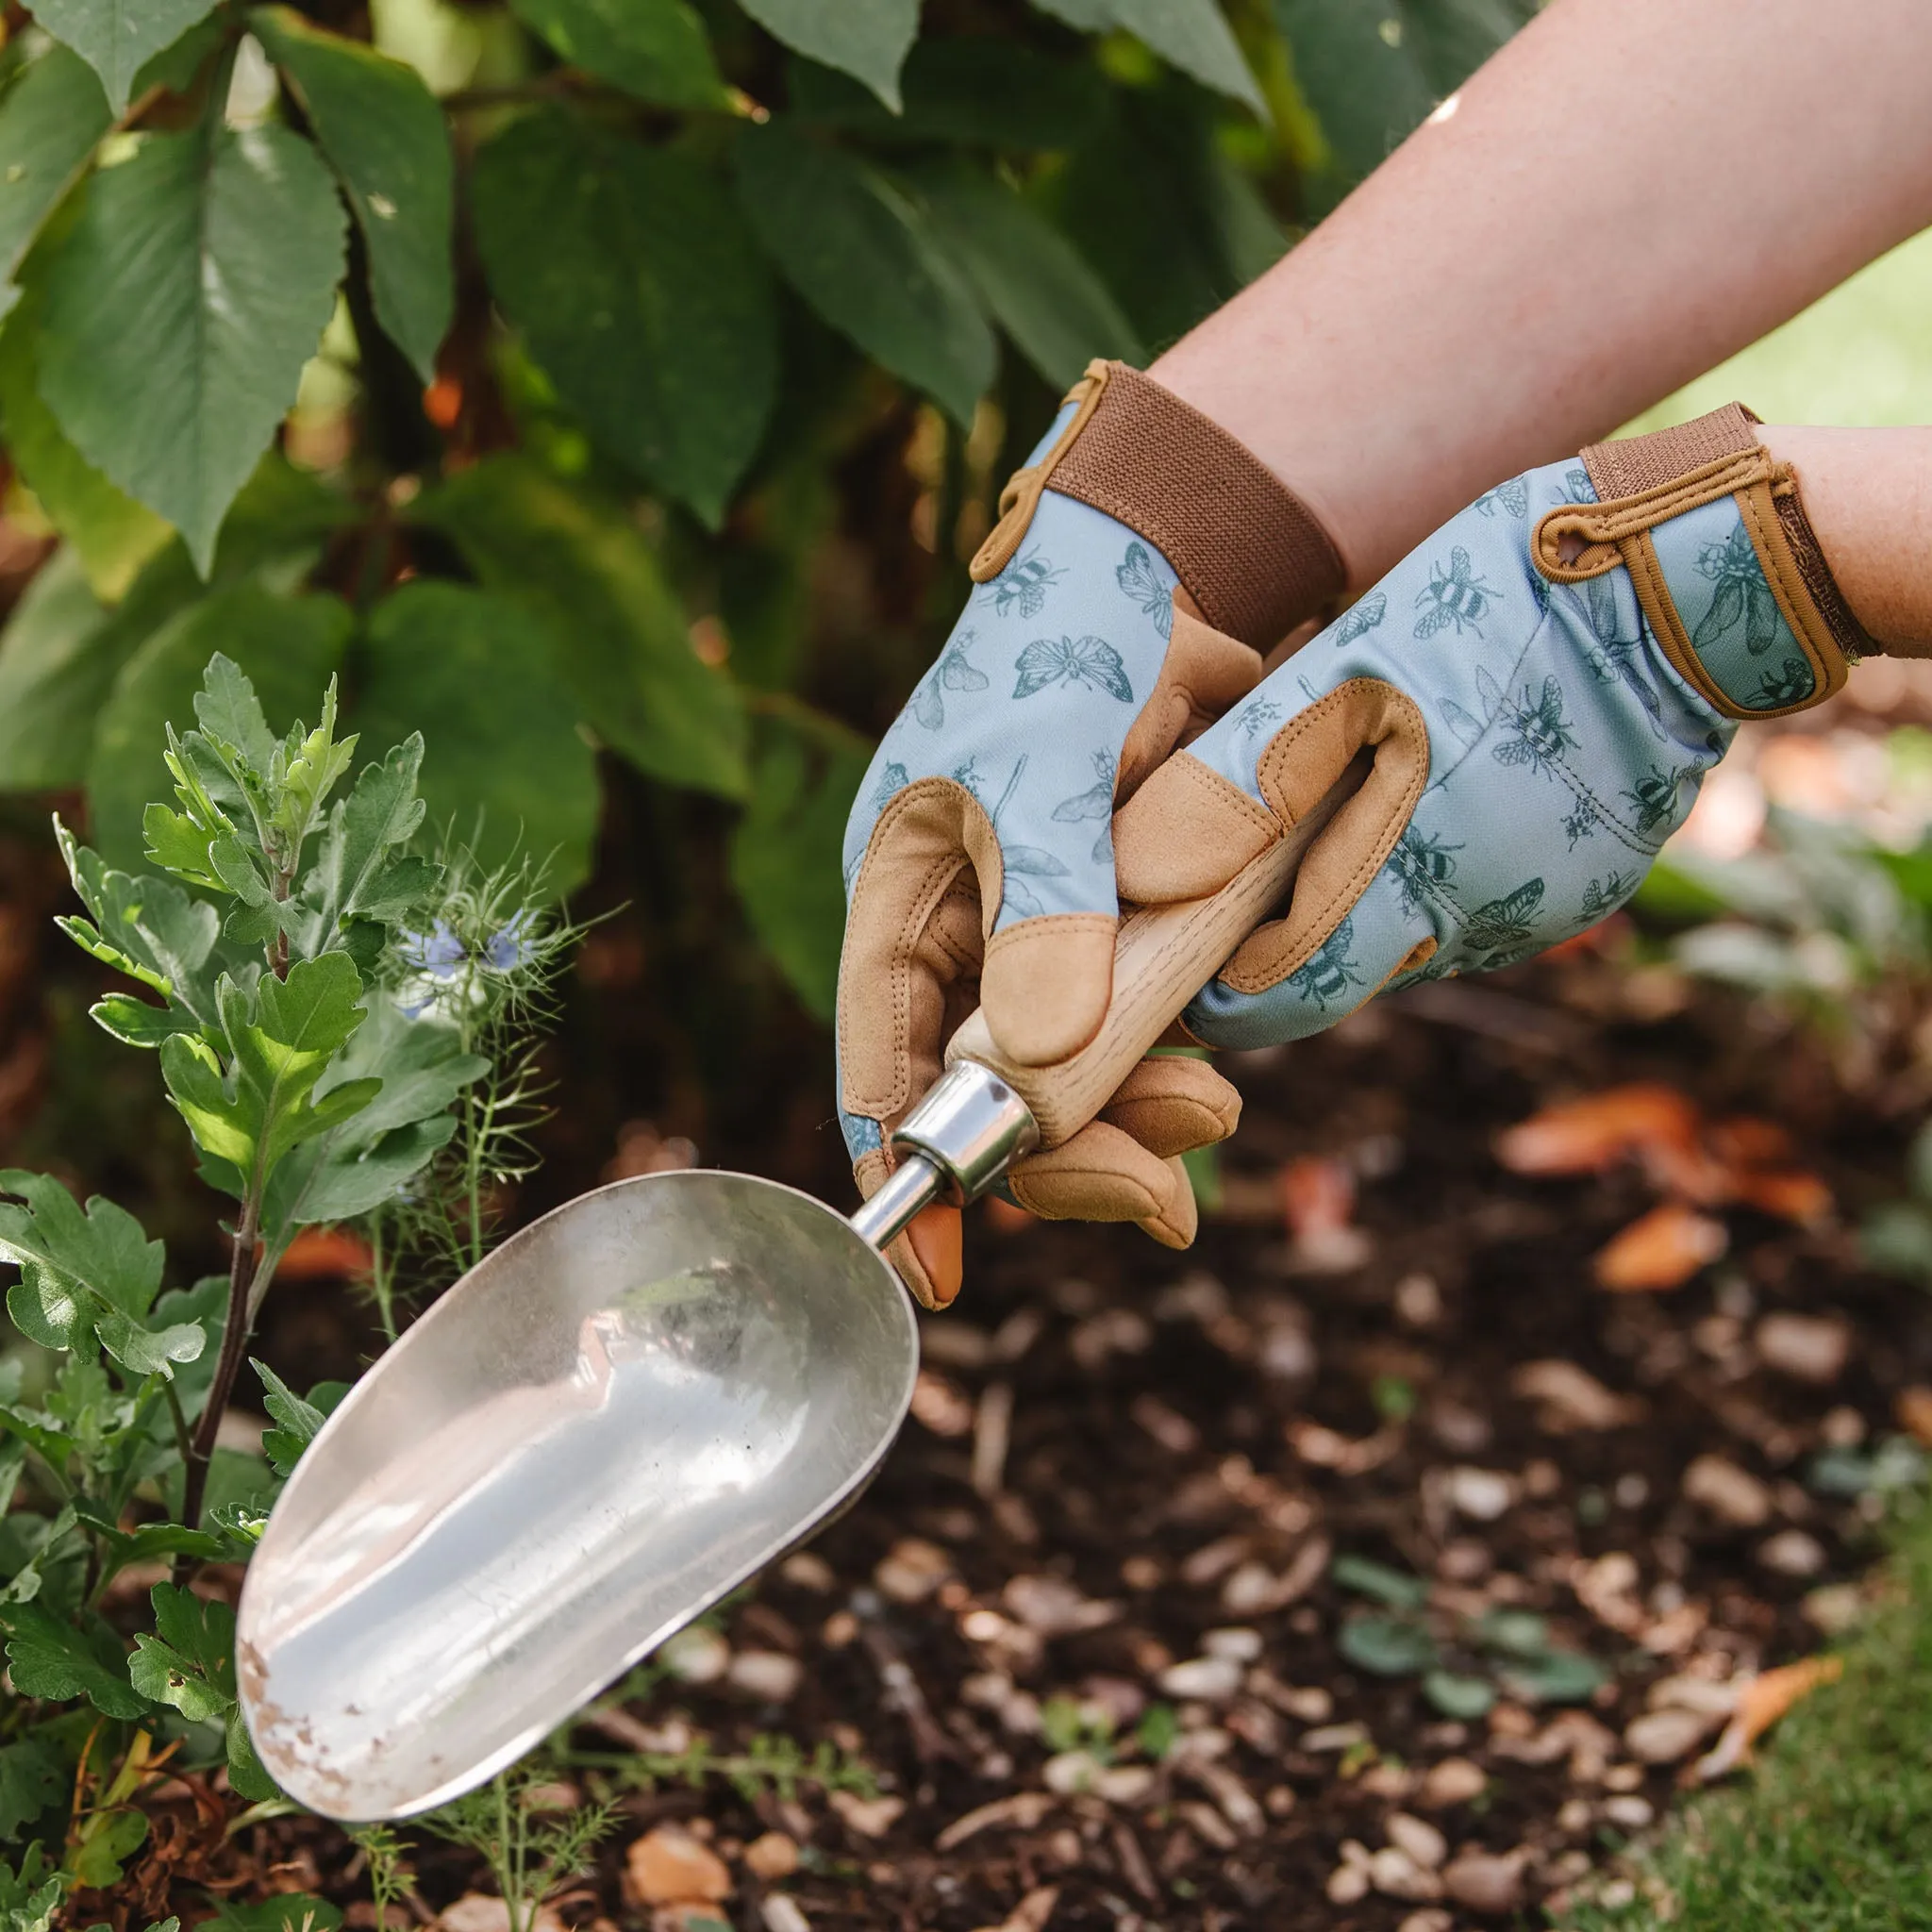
[1144,453,1752,1051]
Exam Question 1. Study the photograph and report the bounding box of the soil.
[82,904,1932,1932]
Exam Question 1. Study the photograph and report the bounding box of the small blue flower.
[483,911,535,973]
[400,920,465,979]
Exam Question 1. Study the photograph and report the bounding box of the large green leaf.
[788,38,1108,150]
[735,119,993,425]
[0,549,115,789]
[0,1169,202,1375]
[728,717,871,1021]
[250,8,453,382]
[902,161,1141,388]
[0,42,110,315]
[356,581,600,889]
[415,458,748,799]
[40,122,347,572]
[87,582,353,872]
[505,0,724,105]
[1273,0,1521,185]
[1030,0,1264,115]
[0,278,172,600]
[24,0,219,112]
[736,0,918,110]
[126,1583,236,1722]
[0,1737,64,1840]
[473,109,776,525]
[1,1602,148,1717]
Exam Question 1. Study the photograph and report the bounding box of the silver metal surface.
[846,1151,943,1249]
[890,1059,1039,1201]
[238,1171,918,1822]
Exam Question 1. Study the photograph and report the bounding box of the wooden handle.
[944,758,1367,1148]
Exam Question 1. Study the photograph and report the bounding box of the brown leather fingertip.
[1008,1122,1199,1248]
[856,1146,960,1311]
[1099,1054,1241,1158]
[978,911,1117,1066]
[1111,750,1278,905]
[1116,608,1266,800]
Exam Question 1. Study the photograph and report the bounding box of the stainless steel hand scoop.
[237,789,1352,1822]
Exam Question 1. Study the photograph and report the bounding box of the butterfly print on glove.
[1054,750,1119,865]
[1474,476,1529,519]
[912,630,990,729]
[1116,542,1175,640]
[1580,576,1666,740]
[869,760,909,814]
[1013,635,1135,702]
[1333,591,1387,646]
[1463,877,1546,961]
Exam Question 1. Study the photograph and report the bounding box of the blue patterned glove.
[1112,404,1869,1049]
[838,359,1345,1306]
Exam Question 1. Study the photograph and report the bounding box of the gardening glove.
[1112,404,1871,1050]
[839,358,1346,1307]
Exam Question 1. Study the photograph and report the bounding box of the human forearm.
[1154,0,1932,591]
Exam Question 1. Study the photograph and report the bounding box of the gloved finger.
[1114,607,1265,803]
[1095,1052,1241,1158]
[1184,868,1439,1050]
[1008,1121,1198,1249]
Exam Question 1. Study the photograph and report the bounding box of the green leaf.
[1422,1669,1496,1720]
[69,1807,148,1889]
[0,42,110,314]
[1337,1612,1438,1677]
[251,1359,334,1477]
[416,458,748,799]
[0,1601,148,1716]
[1476,1607,1552,1659]
[205,1898,341,1932]
[1331,1553,1428,1609]
[263,994,482,1235]
[24,0,218,112]
[249,8,453,382]
[40,122,347,572]
[0,281,173,600]
[0,1737,63,1840]
[474,110,775,526]
[0,1846,61,1932]
[127,1582,236,1721]
[355,581,600,890]
[736,0,919,110]
[1033,0,1262,114]
[0,549,117,788]
[736,120,993,425]
[729,717,872,1021]
[225,1708,278,1803]
[901,160,1141,388]
[86,583,353,871]
[1498,1647,1608,1707]
[0,1169,202,1375]
[505,0,724,106]
[226,953,375,1178]
[788,38,1108,150]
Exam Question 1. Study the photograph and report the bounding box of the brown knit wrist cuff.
[968,360,1344,651]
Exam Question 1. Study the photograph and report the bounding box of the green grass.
[1629,224,1932,432]
[1571,1495,1932,1931]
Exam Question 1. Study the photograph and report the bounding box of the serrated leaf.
[414,458,748,799]
[251,1359,332,1477]
[41,121,347,571]
[506,0,723,106]
[69,1807,148,1889]
[474,110,775,525]
[737,0,918,110]
[127,1582,236,1721]
[226,953,375,1176]
[736,119,993,425]
[0,1737,65,1840]
[25,0,218,112]
[86,583,353,871]
[225,1708,278,1802]
[901,160,1141,388]
[250,8,453,381]
[729,718,872,1021]
[193,650,278,772]
[0,1601,148,1716]
[0,1170,201,1374]
[0,1850,62,1932]
[355,581,599,889]
[0,43,110,314]
[1337,1612,1438,1677]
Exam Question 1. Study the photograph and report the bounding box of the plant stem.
[181,1182,262,1531]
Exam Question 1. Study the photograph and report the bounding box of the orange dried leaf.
[1895,1386,1932,1447]
[423,375,462,429]
[275,1226,373,1280]
[1731,1167,1833,1226]
[1691,1654,1842,1783]
[1592,1201,1728,1292]
[1709,1115,1797,1171]
[1495,1083,1702,1178]
[1278,1155,1355,1241]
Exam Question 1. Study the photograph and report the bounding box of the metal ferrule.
[891,1059,1039,1201]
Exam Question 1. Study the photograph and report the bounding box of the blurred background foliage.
[0,0,1540,1054]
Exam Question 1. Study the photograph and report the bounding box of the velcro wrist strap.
[1532,403,1870,720]
[969,359,1345,651]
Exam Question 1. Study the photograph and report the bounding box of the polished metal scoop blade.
[238,1169,918,1821]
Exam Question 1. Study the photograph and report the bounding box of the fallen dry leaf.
[1278,1155,1355,1240]
[1593,1201,1728,1291]
[625,1828,731,1907]
[1495,1084,1701,1178]
[1730,1167,1833,1225]
[1691,1655,1844,1783]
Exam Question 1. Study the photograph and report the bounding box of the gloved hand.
[839,359,1345,1307]
[1112,404,1869,1048]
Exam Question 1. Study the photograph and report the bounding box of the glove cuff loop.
[970,359,1345,650]
[1530,402,1866,720]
